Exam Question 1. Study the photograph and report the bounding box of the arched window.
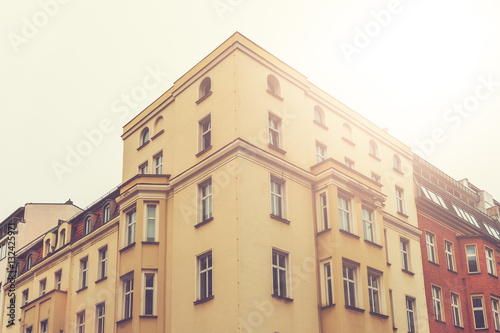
[60,229,66,247]
[199,77,212,99]
[267,75,281,96]
[154,116,164,134]
[343,123,353,141]
[393,155,402,171]
[314,106,325,125]
[102,204,111,224]
[140,128,150,146]
[84,217,92,236]
[26,254,33,271]
[369,141,378,158]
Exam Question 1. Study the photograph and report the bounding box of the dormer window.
[45,239,51,256]
[84,217,92,236]
[26,254,33,271]
[102,204,111,224]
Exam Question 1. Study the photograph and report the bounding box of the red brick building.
[414,155,500,332]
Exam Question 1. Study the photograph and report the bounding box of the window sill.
[321,303,335,310]
[468,271,481,275]
[370,311,389,319]
[317,228,331,236]
[137,140,150,151]
[402,268,415,276]
[270,214,290,225]
[142,241,160,245]
[116,317,133,325]
[76,286,87,293]
[369,153,381,161]
[393,168,404,175]
[195,217,213,228]
[266,89,283,101]
[313,120,328,130]
[95,276,107,284]
[139,315,158,319]
[151,129,164,141]
[268,143,287,155]
[345,305,365,313]
[396,211,408,218]
[195,91,212,104]
[488,273,498,279]
[194,295,214,305]
[364,239,383,248]
[339,229,360,239]
[119,242,136,253]
[453,325,465,329]
[196,145,212,157]
[342,137,355,146]
[435,319,446,324]
[392,327,398,331]
[271,294,293,302]
[429,261,440,267]
[448,269,458,274]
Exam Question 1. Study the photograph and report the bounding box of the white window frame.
[154,152,163,174]
[77,311,85,333]
[55,270,62,290]
[445,240,455,272]
[466,245,479,273]
[451,292,462,327]
[143,272,157,315]
[472,295,487,329]
[39,278,46,296]
[344,157,354,169]
[199,114,212,152]
[102,204,111,223]
[338,196,351,233]
[197,251,213,301]
[492,297,500,331]
[268,112,282,148]
[400,238,410,271]
[485,246,496,275]
[40,320,48,333]
[320,259,334,307]
[270,176,286,219]
[431,285,443,321]
[318,192,329,231]
[59,229,66,247]
[98,246,108,280]
[145,205,157,242]
[84,217,92,236]
[22,289,29,305]
[79,257,88,289]
[426,231,437,263]
[96,302,105,333]
[272,249,290,299]
[122,275,134,319]
[198,178,213,223]
[316,142,327,163]
[395,186,405,214]
[139,162,148,175]
[406,296,416,333]
[342,261,359,308]
[369,140,378,157]
[368,271,381,314]
[0,242,6,259]
[126,210,136,246]
[314,106,325,125]
[362,207,375,242]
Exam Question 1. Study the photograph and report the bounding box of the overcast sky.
[1,0,500,219]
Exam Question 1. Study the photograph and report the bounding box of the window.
[139,162,148,175]
[451,292,462,327]
[406,297,416,333]
[144,273,155,315]
[77,311,85,333]
[268,113,282,148]
[140,128,149,145]
[472,295,486,329]
[45,239,51,256]
[198,251,213,300]
[395,186,405,214]
[314,106,325,125]
[486,247,495,275]
[22,289,29,305]
[371,172,381,183]
[316,142,327,163]
[199,178,213,223]
[466,245,479,273]
[401,239,410,271]
[26,254,33,270]
[154,116,164,134]
[39,279,46,296]
[318,192,329,231]
[432,285,443,321]
[84,216,92,236]
[80,257,88,289]
[199,77,211,99]
[393,155,402,172]
[338,196,351,232]
[96,303,105,333]
[126,210,136,246]
[146,205,156,241]
[0,242,6,259]
[321,261,334,306]
[154,152,163,174]
[445,241,455,271]
[98,247,107,280]
[368,272,380,313]
[369,140,378,157]
[342,123,353,141]
[40,320,48,333]
[123,275,134,319]
[362,207,374,242]
[59,229,66,247]
[55,270,62,290]
[102,204,111,223]
[343,263,357,307]
[345,158,354,169]
[272,250,289,298]
[270,177,285,218]
[426,232,437,263]
[25,326,32,333]
[267,74,280,96]
[199,115,211,152]
[492,298,500,331]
